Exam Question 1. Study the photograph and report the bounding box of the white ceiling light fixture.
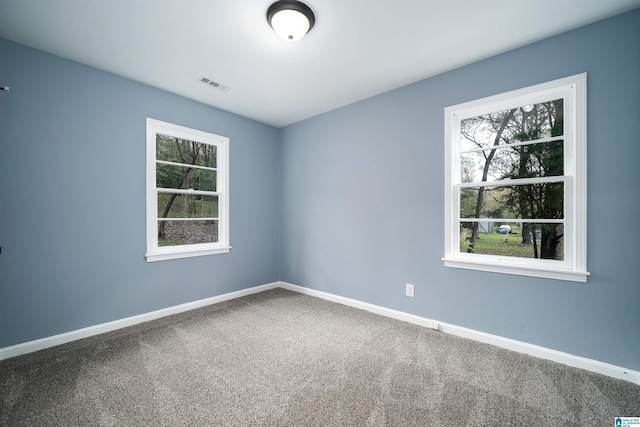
[267,0,315,42]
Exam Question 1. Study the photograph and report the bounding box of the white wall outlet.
[405,283,415,297]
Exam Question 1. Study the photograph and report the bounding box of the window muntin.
[156,164,217,192]
[157,220,219,247]
[459,222,565,261]
[146,119,230,262]
[157,193,219,219]
[460,139,564,183]
[444,74,588,281]
[459,182,565,220]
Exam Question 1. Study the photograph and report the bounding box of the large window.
[443,74,589,282]
[146,118,230,262]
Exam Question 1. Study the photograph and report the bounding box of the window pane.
[460,99,564,152]
[459,222,564,260]
[158,220,218,246]
[460,183,564,219]
[156,164,217,191]
[158,193,219,219]
[156,134,217,168]
[460,140,564,183]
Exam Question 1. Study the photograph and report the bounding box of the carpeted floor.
[1,288,639,426]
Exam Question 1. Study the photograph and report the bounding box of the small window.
[146,118,230,262]
[443,74,589,282]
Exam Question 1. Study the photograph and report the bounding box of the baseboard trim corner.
[277,281,439,330]
[0,282,280,362]
[277,281,640,385]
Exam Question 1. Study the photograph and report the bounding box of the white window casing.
[146,118,230,262]
[443,74,589,282]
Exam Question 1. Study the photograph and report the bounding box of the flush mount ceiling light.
[267,0,315,41]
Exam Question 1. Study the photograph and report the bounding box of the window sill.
[146,246,231,262]
[442,258,589,282]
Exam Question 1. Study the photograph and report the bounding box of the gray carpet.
[1,288,639,426]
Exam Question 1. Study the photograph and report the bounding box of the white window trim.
[443,74,589,282]
[146,118,230,262]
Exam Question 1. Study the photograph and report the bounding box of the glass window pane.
[460,140,563,183]
[460,99,564,152]
[156,164,217,191]
[460,183,564,219]
[156,134,217,168]
[459,222,564,260]
[158,220,218,246]
[158,193,219,219]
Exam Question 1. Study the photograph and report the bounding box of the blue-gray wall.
[280,9,640,370]
[0,37,282,348]
[2,9,639,372]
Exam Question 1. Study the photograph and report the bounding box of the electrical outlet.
[405,283,415,297]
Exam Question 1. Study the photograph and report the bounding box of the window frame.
[443,74,589,282]
[146,118,230,262]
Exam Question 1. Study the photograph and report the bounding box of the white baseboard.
[277,281,640,385]
[0,282,280,361]
[2,280,638,386]
[278,282,440,330]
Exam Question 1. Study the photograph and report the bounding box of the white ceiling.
[1,0,639,128]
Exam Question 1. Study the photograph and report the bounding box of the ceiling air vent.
[199,76,230,92]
